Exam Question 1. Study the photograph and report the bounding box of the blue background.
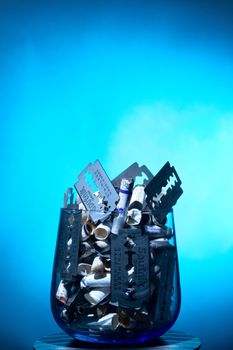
[1,0,233,349]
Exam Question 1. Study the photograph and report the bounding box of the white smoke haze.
[107,103,233,258]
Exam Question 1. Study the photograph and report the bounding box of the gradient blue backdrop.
[1,1,233,349]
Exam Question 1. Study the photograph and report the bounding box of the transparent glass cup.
[51,208,181,345]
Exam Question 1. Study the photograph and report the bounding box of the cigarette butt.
[150,238,170,249]
[80,273,111,289]
[144,224,173,239]
[79,242,95,259]
[103,258,111,272]
[133,307,151,325]
[126,185,145,225]
[91,256,105,275]
[117,178,134,212]
[86,312,118,329]
[126,208,142,225]
[79,202,89,222]
[81,222,95,241]
[118,309,138,329]
[118,310,130,328]
[56,280,68,304]
[111,213,125,235]
[93,240,110,253]
[128,185,145,210]
[84,287,110,305]
[77,263,92,276]
[94,223,111,240]
[112,314,120,329]
[61,308,70,322]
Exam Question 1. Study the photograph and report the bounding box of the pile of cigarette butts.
[53,161,183,336]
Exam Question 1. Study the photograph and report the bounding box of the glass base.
[33,330,201,349]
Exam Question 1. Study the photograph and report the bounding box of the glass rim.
[62,207,173,214]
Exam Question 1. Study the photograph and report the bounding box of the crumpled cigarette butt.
[80,273,111,289]
[84,287,110,305]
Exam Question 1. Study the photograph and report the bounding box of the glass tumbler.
[51,208,181,345]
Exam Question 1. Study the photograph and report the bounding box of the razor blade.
[145,162,183,223]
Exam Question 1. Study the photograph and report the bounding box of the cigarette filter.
[94,223,111,240]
